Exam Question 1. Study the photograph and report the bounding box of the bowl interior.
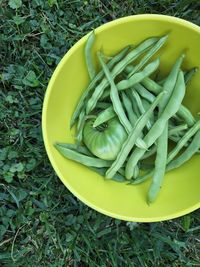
[42,15,200,222]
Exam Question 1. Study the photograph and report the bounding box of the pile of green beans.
[56,31,199,204]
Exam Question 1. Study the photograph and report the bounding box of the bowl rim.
[42,14,200,222]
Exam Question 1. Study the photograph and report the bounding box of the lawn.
[1,0,200,266]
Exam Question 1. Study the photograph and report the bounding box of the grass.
[1,0,200,266]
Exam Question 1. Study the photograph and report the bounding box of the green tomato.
[83,118,127,160]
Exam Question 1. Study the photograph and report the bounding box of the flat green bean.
[125,71,186,179]
[93,106,116,127]
[85,31,96,80]
[106,91,164,179]
[86,37,159,114]
[55,143,112,167]
[117,58,160,91]
[70,45,131,127]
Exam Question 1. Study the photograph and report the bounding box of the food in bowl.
[55,32,200,204]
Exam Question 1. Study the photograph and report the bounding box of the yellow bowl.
[42,14,200,222]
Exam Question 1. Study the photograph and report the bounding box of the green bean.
[141,75,196,126]
[167,120,200,163]
[147,123,168,203]
[131,90,152,130]
[96,102,111,109]
[124,65,133,74]
[116,58,160,91]
[125,70,186,179]
[126,89,140,118]
[127,35,168,78]
[169,133,184,142]
[146,55,185,200]
[161,55,185,109]
[100,88,111,100]
[106,91,164,179]
[131,129,200,185]
[140,162,154,171]
[118,168,125,176]
[132,125,192,184]
[70,45,131,127]
[168,124,188,135]
[176,105,196,127]
[85,30,96,80]
[55,143,112,167]
[141,145,157,159]
[101,60,160,100]
[76,113,97,143]
[141,77,162,94]
[134,83,155,103]
[97,52,132,133]
[121,91,144,148]
[169,134,189,145]
[76,110,86,143]
[145,67,171,202]
[55,142,93,156]
[93,106,116,127]
[157,76,166,86]
[159,68,198,85]
[89,167,127,182]
[133,164,140,179]
[131,171,152,185]
[101,54,113,61]
[141,98,155,126]
[97,52,147,150]
[121,92,137,126]
[143,54,185,132]
[167,129,200,171]
[135,138,149,150]
[86,37,159,114]
[184,67,198,85]
[158,68,198,86]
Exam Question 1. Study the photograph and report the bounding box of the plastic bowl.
[42,14,200,222]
